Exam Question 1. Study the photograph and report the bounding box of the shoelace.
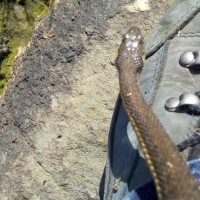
[177,133,200,151]
[176,91,200,151]
[187,91,200,115]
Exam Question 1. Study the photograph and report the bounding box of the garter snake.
[115,27,200,200]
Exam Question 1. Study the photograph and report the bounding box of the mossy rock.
[0,0,53,95]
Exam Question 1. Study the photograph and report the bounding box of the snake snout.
[115,27,145,73]
[124,27,143,52]
[123,27,145,73]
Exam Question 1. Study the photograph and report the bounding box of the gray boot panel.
[146,0,200,56]
[104,1,200,199]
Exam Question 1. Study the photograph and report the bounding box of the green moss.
[0,0,53,95]
[33,1,49,16]
[0,48,17,94]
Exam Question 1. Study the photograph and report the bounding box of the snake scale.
[115,27,200,200]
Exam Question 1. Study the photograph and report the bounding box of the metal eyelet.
[179,93,200,107]
[165,97,180,112]
[179,51,200,68]
[165,93,200,112]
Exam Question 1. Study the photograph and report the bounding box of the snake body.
[115,27,200,200]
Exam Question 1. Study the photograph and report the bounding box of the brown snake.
[115,27,200,200]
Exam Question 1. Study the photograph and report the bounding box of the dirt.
[0,0,172,199]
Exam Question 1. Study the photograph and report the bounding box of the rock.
[0,0,170,199]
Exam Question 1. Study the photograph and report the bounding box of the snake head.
[116,27,145,73]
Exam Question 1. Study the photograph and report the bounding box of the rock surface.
[0,0,172,199]
[0,0,52,95]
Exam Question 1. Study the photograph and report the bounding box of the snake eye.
[125,34,130,39]
[137,34,143,41]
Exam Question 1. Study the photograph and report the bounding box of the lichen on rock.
[0,0,53,95]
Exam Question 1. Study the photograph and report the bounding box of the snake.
[115,27,200,200]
